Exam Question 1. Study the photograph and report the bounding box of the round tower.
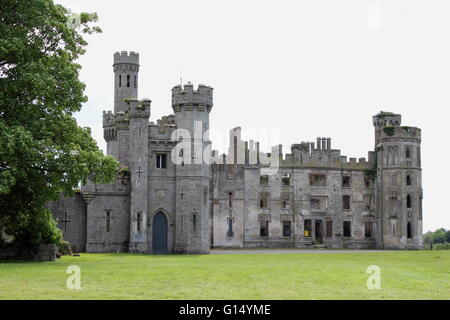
[373,112,423,249]
[171,83,213,254]
[113,51,139,114]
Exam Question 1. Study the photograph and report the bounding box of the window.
[343,195,351,210]
[259,192,269,209]
[406,175,412,186]
[364,176,372,188]
[282,221,292,237]
[227,217,233,237]
[106,211,111,233]
[343,221,351,238]
[365,221,373,238]
[310,174,326,186]
[119,75,122,87]
[227,192,233,208]
[310,198,321,210]
[260,175,269,186]
[134,75,137,88]
[156,154,167,169]
[136,213,142,232]
[405,146,412,158]
[363,195,372,211]
[406,194,412,209]
[192,214,197,233]
[127,74,130,87]
[260,220,269,237]
[407,222,412,239]
[342,176,351,188]
[282,174,291,186]
[326,221,333,238]
[304,219,312,237]
[281,193,291,209]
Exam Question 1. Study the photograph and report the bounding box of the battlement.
[172,82,213,111]
[373,111,401,128]
[103,110,115,127]
[378,126,421,140]
[113,51,139,65]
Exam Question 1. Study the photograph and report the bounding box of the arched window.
[406,175,411,186]
[406,194,412,208]
[119,75,122,88]
[407,222,412,239]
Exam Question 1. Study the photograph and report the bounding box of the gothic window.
[406,194,412,209]
[407,222,412,239]
[136,213,142,232]
[282,174,291,186]
[342,175,351,188]
[259,192,269,209]
[365,221,373,238]
[326,221,333,238]
[227,217,233,237]
[310,174,326,186]
[106,211,111,233]
[406,175,412,186]
[156,154,167,169]
[304,219,312,237]
[260,220,269,237]
[343,221,352,238]
[343,195,351,210]
[282,221,292,237]
[260,175,269,186]
[127,74,130,87]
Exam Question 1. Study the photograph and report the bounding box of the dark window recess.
[310,174,326,186]
[281,193,291,209]
[119,75,122,88]
[407,222,412,239]
[342,176,351,188]
[405,146,412,158]
[310,198,321,210]
[365,221,373,238]
[127,74,130,87]
[406,194,412,209]
[260,220,269,237]
[326,221,332,238]
[343,195,351,210]
[134,75,137,88]
[227,218,233,237]
[406,175,412,186]
[282,174,291,186]
[156,154,167,169]
[282,221,292,237]
[260,175,269,185]
[304,219,312,237]
[227,192,233,208]
[259,192,269,209]
[106,211,111,233]
[193,214,197,233]
[137,213,142,232]
[343,221,351,237]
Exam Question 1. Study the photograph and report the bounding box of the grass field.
[0,251,449,300]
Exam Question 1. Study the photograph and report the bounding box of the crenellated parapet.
[113,51,140,72]
[172,82,213,113]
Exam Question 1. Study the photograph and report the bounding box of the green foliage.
[0,0,118,247]
[57,240,71,255]
[375,111,396,118]
[423,228,448,245]
[383,126,395,136]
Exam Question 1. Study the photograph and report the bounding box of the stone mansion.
[48,51,423,254]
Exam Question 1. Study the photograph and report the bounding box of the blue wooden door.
[152,212,168,254]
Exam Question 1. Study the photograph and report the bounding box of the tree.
[0,0,118,247]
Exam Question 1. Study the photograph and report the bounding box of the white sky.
[55,0,450,232]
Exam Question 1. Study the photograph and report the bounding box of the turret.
[373,111,423,249]
[114,51,139,114]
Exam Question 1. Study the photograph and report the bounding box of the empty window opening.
[406,175,412,186]
[282,221,292,237]
[259,192,269,209]
[310,174,326,186]
[406,194,412,209]
[407,222,412,239]
[363,195,373,211]
[343,221,352,238]
[119,75,122,87]
[326,221,333,238]
[136,213,142,232]
[342,176,351,188]
[227,192,233,208]
[343,195,351,210]
[227,217,234,237]
[260,175,269,186]
[405,146,412,158]
[134,75,137,88]
[192,214,197,233]
[156,154,167,169]
[365,221,373,238]
[304,219,312,237]
[282,174,291,186]
[127,74,130,87]
[260,220,269,237]
[281,193,291,209]
[106,211,111,233]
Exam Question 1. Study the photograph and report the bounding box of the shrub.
[57,240,72,255]
[434,243,450,250]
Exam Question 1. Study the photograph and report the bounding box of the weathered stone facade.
[49,52,423,253]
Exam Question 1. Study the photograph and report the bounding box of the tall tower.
[113,51,139,114]
[172,83,213,253]
[373,112,423,249]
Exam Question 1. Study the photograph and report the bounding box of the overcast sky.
[55,0,450,232]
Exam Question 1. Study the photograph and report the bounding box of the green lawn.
[0,251,449,300]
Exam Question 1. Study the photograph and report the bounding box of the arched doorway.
[152,211,168,254]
